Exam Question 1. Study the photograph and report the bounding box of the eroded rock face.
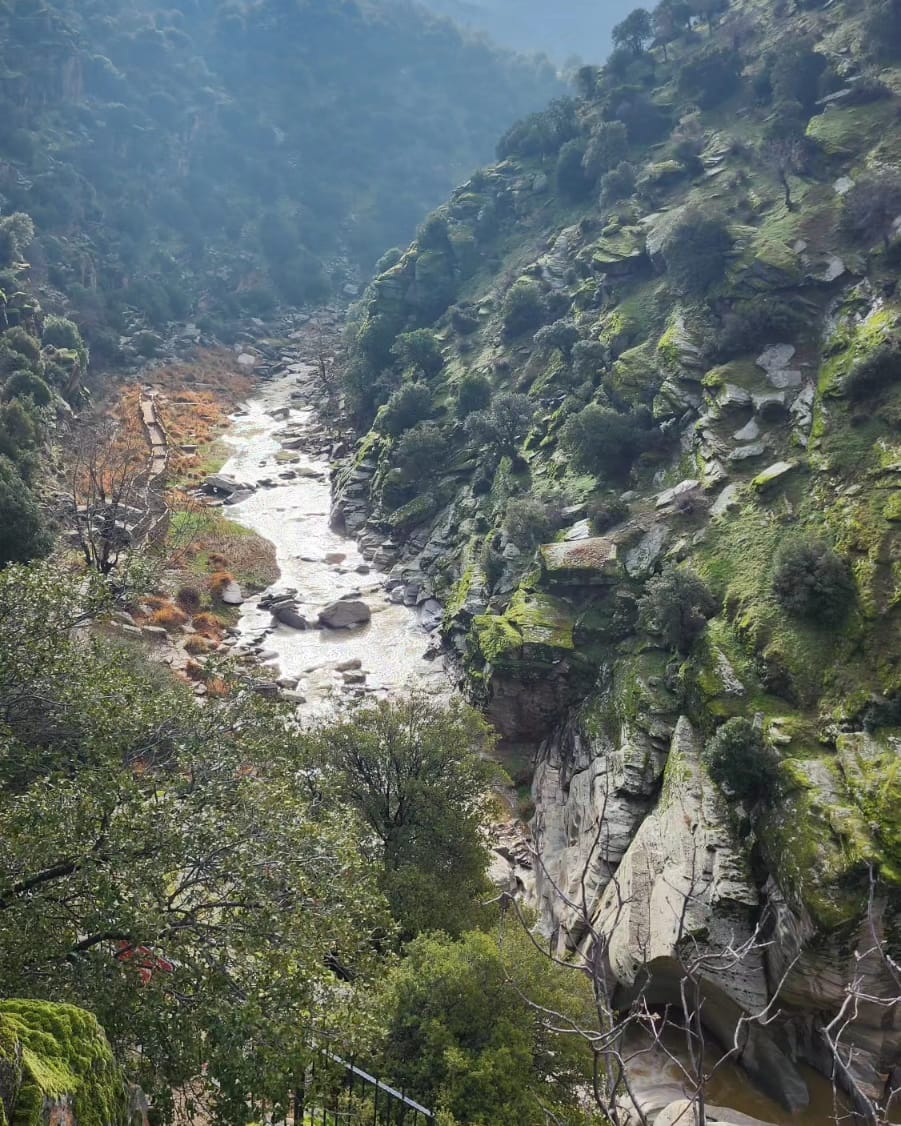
[592,718,809,1112]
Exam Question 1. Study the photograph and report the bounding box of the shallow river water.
[218,368,445,716]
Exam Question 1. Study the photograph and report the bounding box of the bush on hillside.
[464,392,534,461]
[556,139,593,201]
[391,329,444,379]
[587,495,629,533]
[456,372,492,418]
[450,304,479,334]
[712,297,805,361]
[843,169,901,250]
[582,122,628,180]
[865,0,901,59]
[503,495,564,549]
[378,382,433,437]
[772,537,854,624]
[4,370,52,407]
[842,341,901,400]
[638,563,718,652]
[571,339,609,385]
[496,97,580,160]
[677,48,742,109]
[0,454,52,565]
[534,319,580,358]
[661,209,733,295]
[703,717,779,802]
[395,421,449,479]
[600,162,637,206]
[502,278,545,338]
[559,403,654,479]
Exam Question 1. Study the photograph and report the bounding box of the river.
[215,363,852,1126]
[217,365,446,716]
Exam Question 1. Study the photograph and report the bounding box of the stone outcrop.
[318,598,371,629]
[0,1001,143,1126]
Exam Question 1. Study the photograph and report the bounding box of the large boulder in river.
[318,599,371,629]
[203,474,251,496]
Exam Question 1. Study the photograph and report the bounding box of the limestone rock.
[203,473,249,495]
[219,580,244,606]
[539,537,621,585]
[318,599,371,629]
[655,478,701,510]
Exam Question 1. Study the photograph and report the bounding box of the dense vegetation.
[0,0,559,358]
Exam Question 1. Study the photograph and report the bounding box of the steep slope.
[335,0,901,1115]
[0,0,560,361]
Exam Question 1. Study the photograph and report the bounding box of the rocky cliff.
[332,0,901,1116]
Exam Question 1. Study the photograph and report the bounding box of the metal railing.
[292,1051,433,1124]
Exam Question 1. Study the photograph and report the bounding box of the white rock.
[756,343,795,373]
[237,353,257,367]
[833,175,855,196]
[732,418,760,442]
[655,478,700,509]
[710,483,741,518]
[766,368,803,390]
[219,581,244,606]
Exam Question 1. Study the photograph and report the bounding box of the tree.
[772,536,854,624]
[556,138,593,201]
[378,382,433,437]
[559,403,652,479]
[865,0,901,60]
[502,278,545,337]
[600,161,637,205]
[762,137,807,210]
[612,8,653,56]
[533,318,579,358]
[456,372,492,418]
[653,0,691,58]
[703,716,779,802]
[0,562,388,1122]
[376,927,596,1125]
[768,39,829,113]
[677,47,742,108]
[661,208,733,295]
[638,562,718,651]
[391,328,444,379]
[0,455,51,565]
[464,392,534,462]
[582,122,628,180]
[503,495,563,549]
[395,421,449,479]
[843,168,901,251]
[305,695,496,938]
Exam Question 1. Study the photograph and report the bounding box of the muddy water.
[217,368,446,716]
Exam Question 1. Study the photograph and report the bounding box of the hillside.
[336,0,901,1116]
[0,0,560,362]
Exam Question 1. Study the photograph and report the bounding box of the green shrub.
[555,139,593,201]
[559,403,654,479]
[582,122,628,180]
[587,495,629,533]
[677,47,742,109]
[600,161,637,206]
[4,327,41,367]
[638,563,718,652]
[661,209,733,295]
[391,329,444,379]
[456,372,492,418]
[712,298,805,361]
[534,319,579,358]
[464,392,534,461]
[703,717,779,802]
[502,278,544,338]
[4,370,52,407]
[450,305,479,335]
[503,496,563,549]
[0,455,52,565]
[772,537,854,624]
[843,341,901,400]
[378,382,433,437]
[395,421,448,479]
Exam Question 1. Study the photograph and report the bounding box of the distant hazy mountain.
[416,0,635,60]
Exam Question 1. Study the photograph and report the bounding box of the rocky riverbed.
[215,362,448,717]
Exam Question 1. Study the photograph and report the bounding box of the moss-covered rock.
[0,1002,130,1126]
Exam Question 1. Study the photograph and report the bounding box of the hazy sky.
[417,0,635,61]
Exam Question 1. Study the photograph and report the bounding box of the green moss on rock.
[0,1001,129,1126]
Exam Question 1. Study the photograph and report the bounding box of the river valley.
[210,353,852,1126]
